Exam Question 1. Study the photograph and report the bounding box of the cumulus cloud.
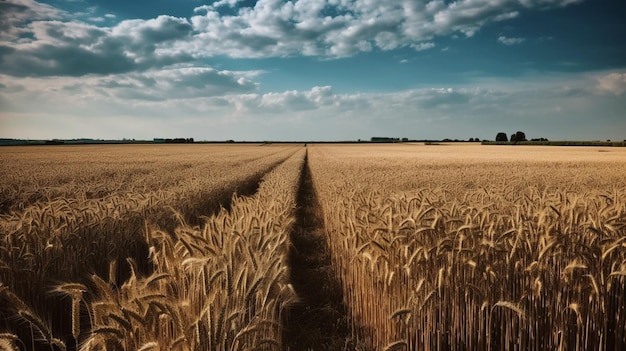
[0,0,587,78]
[188,0,582,57]
[418,88,472,108]
[3,70,626,141]
[0,7,194,77]
[222,85,510,117]
[411,42,435,51]
[596,72,626,96]
[498,35,525,45]
[0,65,259,127]
[225,85,336,113]
[102,67,259,101]
[0,0,63,41]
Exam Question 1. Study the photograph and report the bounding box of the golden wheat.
[79,147,305,350]
[308,143,626,350]
[2,143,624,350]
[0,144,302,349]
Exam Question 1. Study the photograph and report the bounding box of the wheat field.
[0,144,303,351]
[1,143,625,350]
[308,143,626,351]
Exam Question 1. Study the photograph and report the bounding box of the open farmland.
[308,144,626,351]
[1,143,625,350]
[0,144,304,350]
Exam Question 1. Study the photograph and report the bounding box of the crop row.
[308,144,626,350]
[0,145,304,350]
[78,147,306,350]
[0,144,296,214]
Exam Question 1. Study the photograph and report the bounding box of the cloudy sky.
[1,0,625,141]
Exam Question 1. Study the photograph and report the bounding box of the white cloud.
[596,72,626,96]
[186,0,583,58]
[0,0,587,78]
[3,70,626,141]
[0,14,194,77]
[3,0,622,142]
[493,11,519,21]
[411,42,435,51]
[498,35,526,45]
[0,65,259,122]
[240,85,336,113]
[211,0,247,8]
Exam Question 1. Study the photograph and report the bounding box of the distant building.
[154,138,194,143]
[371,137,400,143]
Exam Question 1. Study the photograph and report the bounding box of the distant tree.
[469,138,475,142]
[511,131,527,142]
[495,132,508,142]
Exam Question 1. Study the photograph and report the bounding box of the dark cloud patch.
[0,44,17,57]
[0,0,63,40]
[2,0,592,79]
[230,32,279,52]
[1,36,197,77]
[88,67,258,101]
[32,20,109,44]
[2,5,194,77]
[2,43,137,77]
[0,1,28,13]
[0,2,29,34]
[320,4,354,18]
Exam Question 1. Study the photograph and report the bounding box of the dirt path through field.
[282,150,352,351]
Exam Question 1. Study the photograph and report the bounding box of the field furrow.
[1,143,625,351]
[282,150,351,350]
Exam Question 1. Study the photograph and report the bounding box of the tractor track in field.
[283,150,353,351]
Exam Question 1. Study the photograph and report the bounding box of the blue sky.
[1,0,625,141]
